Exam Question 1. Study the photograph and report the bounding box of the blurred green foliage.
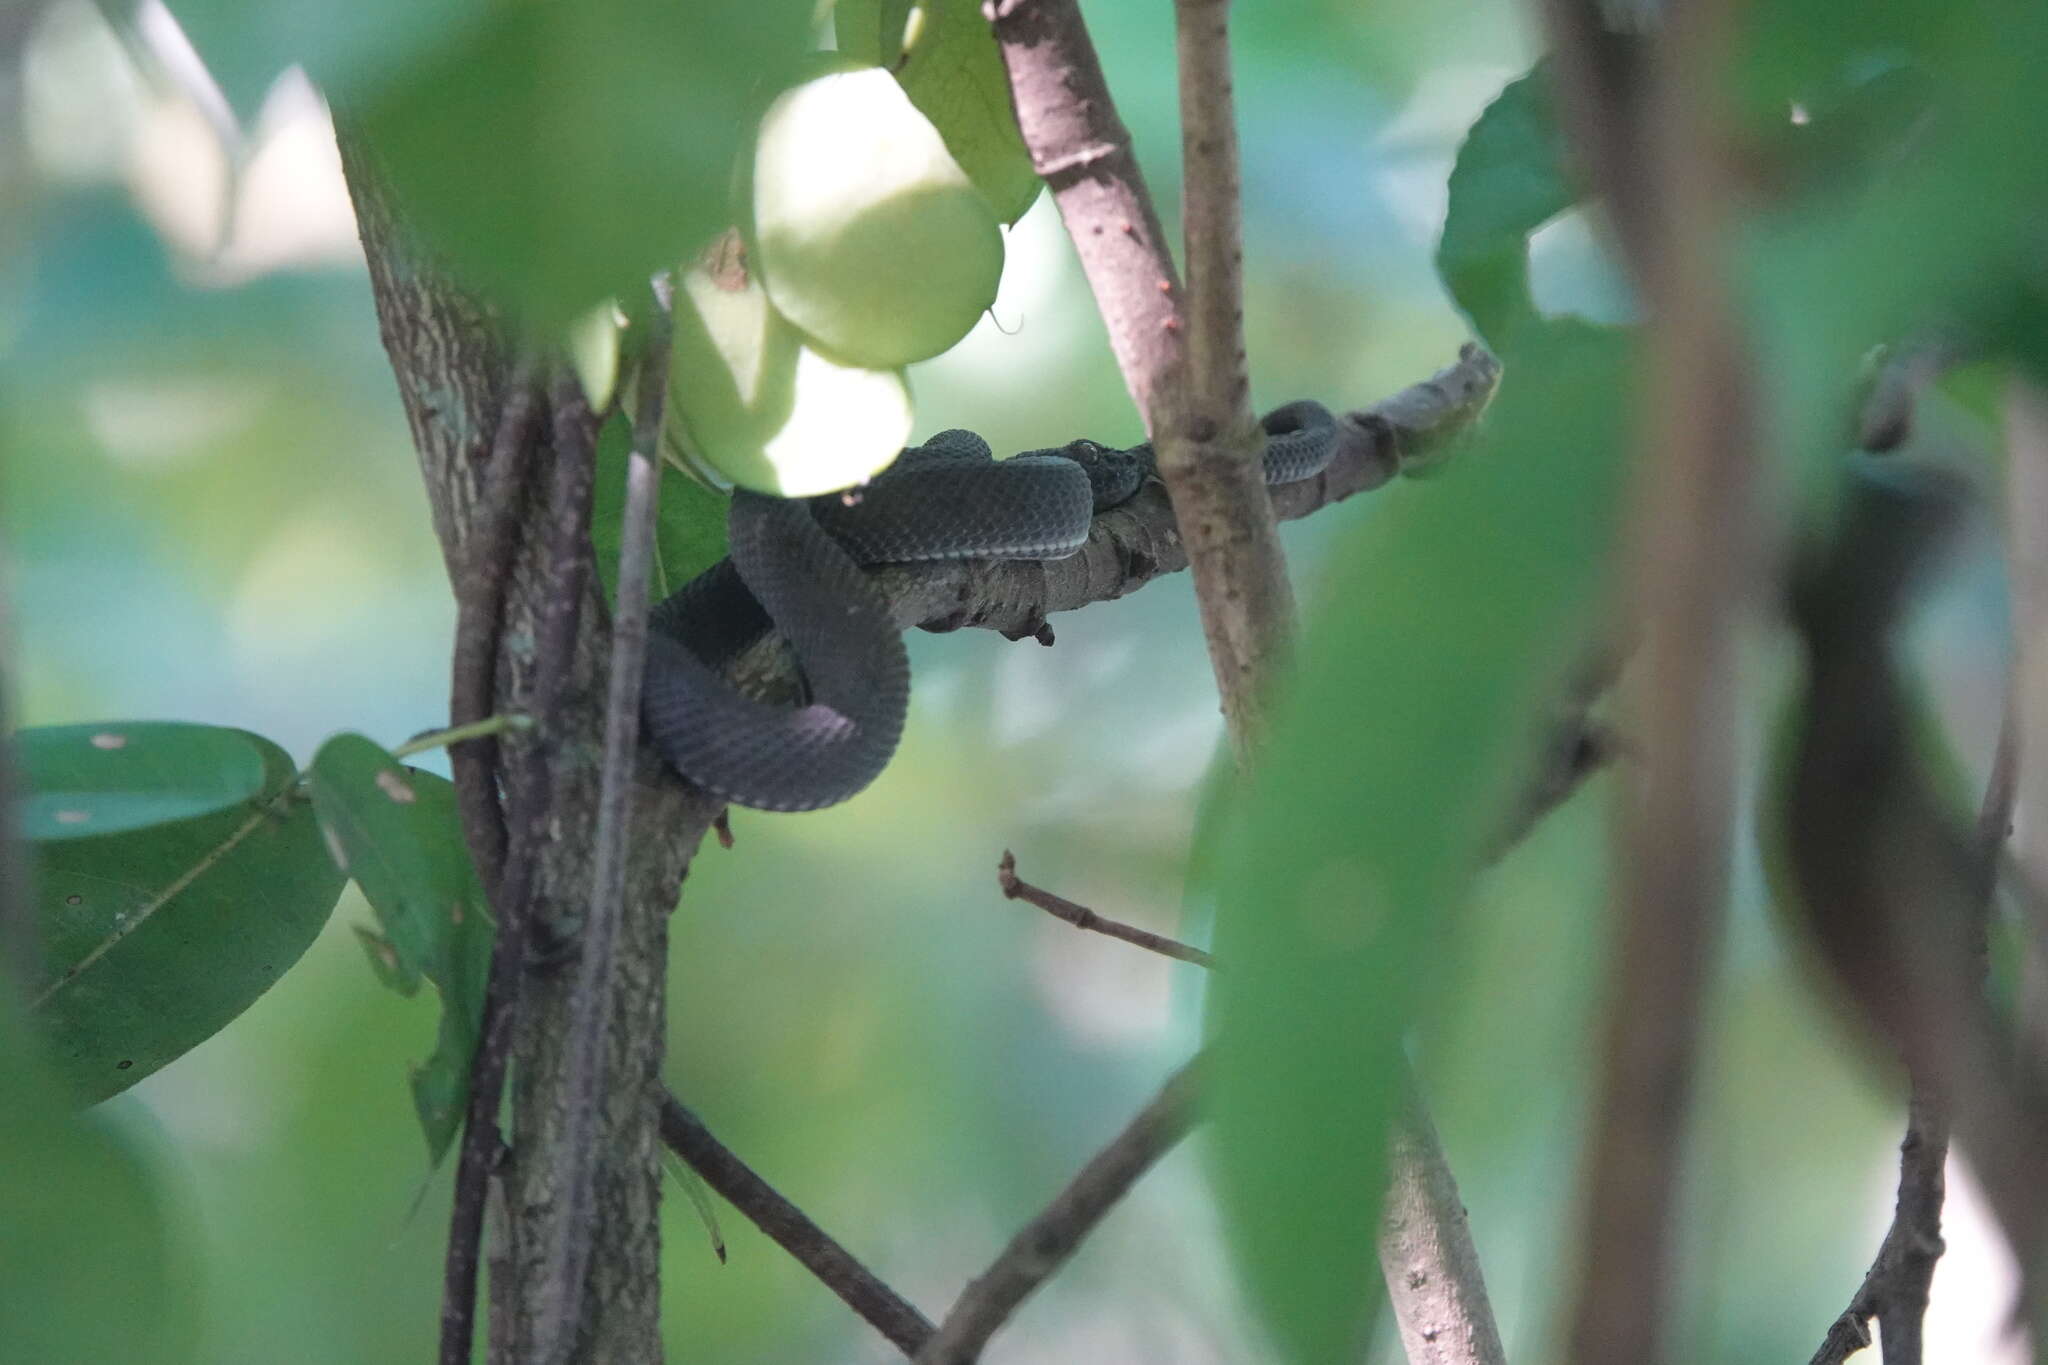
[4,0,2037,1362]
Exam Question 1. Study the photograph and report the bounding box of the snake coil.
[643,401,1338,810]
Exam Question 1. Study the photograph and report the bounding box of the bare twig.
[996,851,1217,968]
[657,1093,937,1356]
[1810,710,2017,1365]
[535,297,675,1365]
[911,1054,1207,1365]
[1559,2,1757,1361]
[447,359,543,886]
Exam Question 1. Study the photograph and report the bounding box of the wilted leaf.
[1206,321,1631,1362]
[24,724,344,1105]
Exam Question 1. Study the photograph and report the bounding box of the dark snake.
[642,400,1339,811]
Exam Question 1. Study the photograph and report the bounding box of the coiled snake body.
[643,401,1338,811]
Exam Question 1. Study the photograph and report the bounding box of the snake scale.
[642,400,1339,811]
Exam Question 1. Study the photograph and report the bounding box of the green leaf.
[592,409,732,606]
[353,925,419,997]
[663,248,913,496]
[1739,3,2048,473]
[893,0,1042,224]
[1206,322,1631,1363]
[568,299,624,413]
[0,1035,198,1364]
[352,0,811,331]
[306,735,494,1165]
[24,725,344,1105]
[1436,61,1579,350]
[163,0,490,116]
[18,721,269,841]
[833,0,915,67]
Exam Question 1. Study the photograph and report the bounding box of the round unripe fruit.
[665,247,912,497]
[751,64,1004,369]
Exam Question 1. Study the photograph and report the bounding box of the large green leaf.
[892,0,1042,224]
[1435,61,1577,350]
[306,734,493,1164]
[1206,322,1631,1362]
[591,409,731,606]
[163,0,490,116]
[0,1034,198,1364]
[18,721,268,841]
[833,0,916,67]
[1739,0,2048,472]
[351,0,810,332]
[24,723,344,1105]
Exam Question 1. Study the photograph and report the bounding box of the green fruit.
[751,63,1004,368]
[664,240,913,497]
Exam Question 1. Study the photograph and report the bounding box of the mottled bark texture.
[336,123,723,1364]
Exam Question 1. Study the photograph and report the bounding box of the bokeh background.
[1,1,2022,1361]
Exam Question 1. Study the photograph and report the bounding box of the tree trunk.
[335,120,724,1364]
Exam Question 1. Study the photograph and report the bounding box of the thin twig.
[392,714,535,761]
[437,363,546,1365]
[911,1054,1207,1365]
[448,359,543,887]
[1561,1,1756,1360]
[534,296,674,1365]
[1808,708,2016,1365]
[658,1093,937,1357]
[996,851,1217,968]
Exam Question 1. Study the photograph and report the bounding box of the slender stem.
[996,851,1217,968]
[391,714,535,761]
[658,1093,938,1356]
[911,1055,1207,1365]
[2003,378,2048,1060]
[448,360,544,893]
[534,298,674,1365]
[1559,4,1755,1360]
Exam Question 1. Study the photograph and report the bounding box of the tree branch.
[996,851,1217,967]
[992,3,1507,1356]
[910,1054,1207,1365]
[657,1093,938,1357]
[336,118,716,1365]
[1556,2,1758,1360]
[534,313,670,1364]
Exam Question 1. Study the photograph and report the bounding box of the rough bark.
[335,121,721,1365]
